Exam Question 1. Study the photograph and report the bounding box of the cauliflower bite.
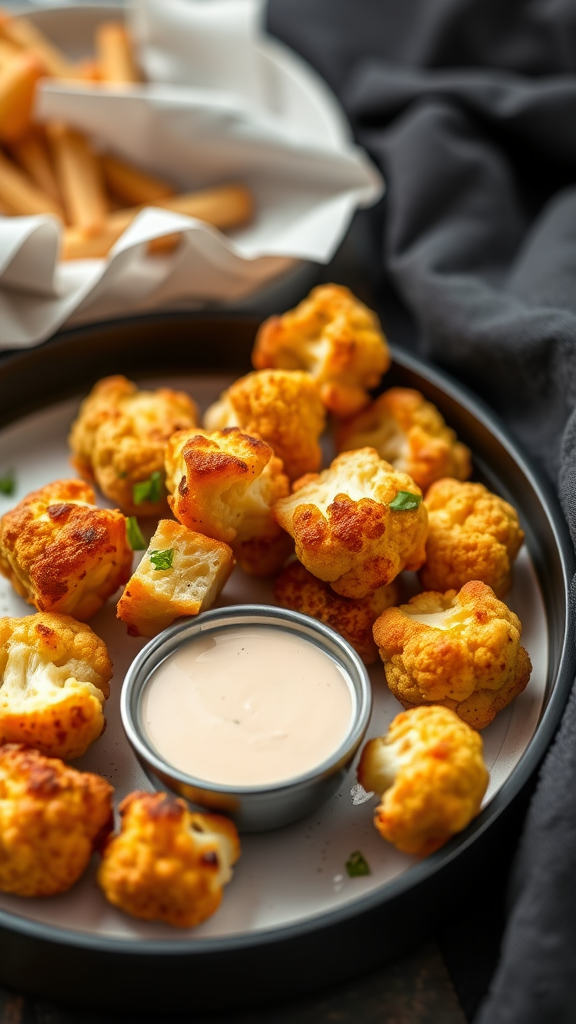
[69,375,199,516]
[98,791,240,928]
[0,479,132,620]
[0,743,113,896]
[117,519,235,638]
[0,477,130,614]
[373,580,532,730]
[273,448,428,599]
[0,613,112,760]
[420,479,524,597]
[252,284,390,418]
[337,388,471,493]
[274,560,399,665]
[165,427,292,576]
[357,705,488,857]
[203,369,325,481]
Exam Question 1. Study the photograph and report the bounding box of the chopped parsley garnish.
[126,516,146,551]
[0,469,15,496]
[389,490,422,512]
[149,548,174,571]
[133,470,163,505]
[345,851,371,878]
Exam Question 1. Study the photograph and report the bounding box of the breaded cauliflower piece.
[274,560,399,665]
[252,284,390,418]
[273,448,428,599]
[165,427,292,576]
[337,388,471,493]
[420,479,524,597]
[69,375,199,516]
[0,480,132,621]
[117,519,235,638]
[0,613,112,759]
[0,743,113,896]
[98,791,240,928]
[357,705,488,856]
[372,580,532,729]
[203,369,325,481]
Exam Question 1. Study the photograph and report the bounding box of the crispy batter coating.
[117,519,235,638]
[273,448,428,599]
[252,284,390,418]
[98,791,240,928]
[274,560,399,664]
[0,480,132,620]
[69,375,199,516]
[357,706,488,856]
[0,613,112,760]
[420,479,524,597]
[165,427,292,576]
[0,743,113,896]
[373,581,532,729]
[337,388,471,493]
[203,369,326,481]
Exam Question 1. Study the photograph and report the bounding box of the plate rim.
[0,312,573,960]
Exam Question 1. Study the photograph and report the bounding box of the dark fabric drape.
[266,2,576,1020]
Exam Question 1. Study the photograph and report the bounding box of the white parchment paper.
[0,0,383,349]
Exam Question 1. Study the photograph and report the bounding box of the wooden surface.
[0,942,467,1023]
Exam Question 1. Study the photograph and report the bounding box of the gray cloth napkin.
[267,1,576,1020]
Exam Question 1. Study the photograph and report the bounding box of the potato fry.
[0,38,21,67]
[0,11,77,79]
[101,154,174,206]
[0,149,62,217]
[96,22,140,84]
[9,130,61,205]
[47,122,108,235]
[62,183,254,260]
[0,51,43,142]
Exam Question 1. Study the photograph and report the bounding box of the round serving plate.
[0,314,573,1014]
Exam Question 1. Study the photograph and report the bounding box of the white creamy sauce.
[142,626,354,786]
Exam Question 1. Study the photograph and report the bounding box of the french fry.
[0,38,21,67]
[101,154,174,206]
[62,183,254,260]
[0,51,43,142]
[95,22,140,84]
[0,149,62,217]
[47,122,108,235]
[0,11,78,79]
[8,129,61,205]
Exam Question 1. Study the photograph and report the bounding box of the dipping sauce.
[141,625,355,786]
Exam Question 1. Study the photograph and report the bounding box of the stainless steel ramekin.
[121,604,372,832]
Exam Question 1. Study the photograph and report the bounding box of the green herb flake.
[133,470,163,505]
[126,516,146,551]
[149,548,174,571]
[389,490,423,512]
[345,851,371,878]
[0,469,15,496]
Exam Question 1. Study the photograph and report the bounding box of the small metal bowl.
[121,604,372,832]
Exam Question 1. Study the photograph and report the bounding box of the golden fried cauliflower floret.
[117,520,235,638]
[252,284,390,418]
[274,560,399,665]
[98,791,240,928]
[420,479,524,597]
[203,369,325,481]
[165,427,292,576]
[357,706,488,856]
[0,480,132,621]
[0,743,113,896]
[0,613,112,759]
[273,448,428,599]
[373,580,532,730]
[69,375,199,516]
[337,388,471,493]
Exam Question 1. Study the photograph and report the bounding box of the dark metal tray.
[0,313,572,1015]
